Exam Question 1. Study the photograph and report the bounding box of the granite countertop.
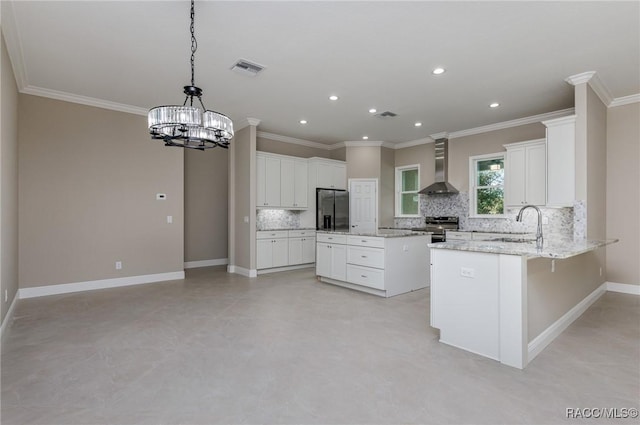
[258,227,316,232]
[317,229,432,238]
[429,238,618,259]
[448,230,534,235]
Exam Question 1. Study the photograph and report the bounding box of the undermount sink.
[490,237,536,243]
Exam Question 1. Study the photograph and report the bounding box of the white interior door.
[349,179,377,233]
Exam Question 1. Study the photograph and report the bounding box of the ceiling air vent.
[375,111,398,118]
[230,59,265,76]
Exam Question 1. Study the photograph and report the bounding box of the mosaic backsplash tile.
[573,200,587,240]
[395,192,574,239]
[256,209,301,230]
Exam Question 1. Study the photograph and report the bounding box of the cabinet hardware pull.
[361,255,367,258]
[361,275,367,278]
[361,240,367,243]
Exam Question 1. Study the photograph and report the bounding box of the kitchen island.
[429,237,617,369]
[316,230,431,298]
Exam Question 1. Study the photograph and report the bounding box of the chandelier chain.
[190,0,197,89]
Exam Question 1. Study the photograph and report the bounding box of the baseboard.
[528,282,606,362]
[0,293,20,342]
[227,265,257,278]
[257,264,314,275]
[606,281,640,295]
[19,271,185,299]
[184,258,229,269]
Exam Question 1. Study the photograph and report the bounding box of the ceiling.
[3,1,639,146]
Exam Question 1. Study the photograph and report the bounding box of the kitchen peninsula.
[430,237,618,369]
[316,230,431,298]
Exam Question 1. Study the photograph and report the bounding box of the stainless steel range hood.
[418,137,459,195]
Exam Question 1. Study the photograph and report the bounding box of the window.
[469,154,505,217]
[395,165,420,217]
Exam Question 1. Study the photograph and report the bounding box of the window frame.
[395,164,421,218]
[469,153,506,218]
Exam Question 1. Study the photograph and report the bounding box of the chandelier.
[148,0,233,150]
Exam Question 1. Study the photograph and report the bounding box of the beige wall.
[1,32,19,324]
[231,125,256,271]
[528,251,604,341]
[346,146,381,180]
[379,147,395,226]
[257,137,331,159]
[184,148,228,263]
[330,147,346,161]
[448,123,546,192]
[394,143,435,190]
[18,95,184,287]
[586,85,607,240]
[607,102,640,285]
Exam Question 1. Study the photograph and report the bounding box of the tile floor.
[1,266,639,424]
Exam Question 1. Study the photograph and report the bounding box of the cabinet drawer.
[257,230,289,240]
[347,235,385,248]
[446,231,472,241]
[288,229,315,238]
[316,233,347,244]
[346,265,385,290]
[347,246,385,269]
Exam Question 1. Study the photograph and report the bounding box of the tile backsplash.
[395,192,575,239]
[256,209,301,230]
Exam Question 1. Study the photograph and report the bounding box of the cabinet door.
[332,164,347,190]
[280,159,295,207]
[545,116,576,207]
[256,239,273,269]
[316,243,332,277]
[330,244,347,281]
[525,143,546,206]
[264,157,281,207]
[302,237,316,263]
[294,160,308,207]
[288,237,303,265]
[505,147,526,206]
[272,238,288,268]
[316,162,334,188]
[256,155,267,207]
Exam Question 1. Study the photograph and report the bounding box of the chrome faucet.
[516,205,544,248]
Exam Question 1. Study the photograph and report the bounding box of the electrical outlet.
[402,245,409,252]
[115,261,122,270]
[542,216,549,225]
[167,215,173,224]
[600,267,603,276]
[460,267,475,278]
[4,290,7,302]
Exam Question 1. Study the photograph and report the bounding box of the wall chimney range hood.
[418,137,459,195]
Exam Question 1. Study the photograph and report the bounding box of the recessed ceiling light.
[299,119,308,124]
[329,95,339,101]
[414,122,422,127]
[489,102,500,108]
[432,67,446,75]
[369,108,377,114]
[362,136,369,140]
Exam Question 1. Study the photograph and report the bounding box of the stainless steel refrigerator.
[316,189,349,231]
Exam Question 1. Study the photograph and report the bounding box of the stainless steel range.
[414,216,459,242]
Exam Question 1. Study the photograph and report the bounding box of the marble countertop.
[317,229,432,238]
[429,238,618,259]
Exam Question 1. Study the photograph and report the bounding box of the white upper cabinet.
[309,158,347,190]
[256,155,281,207]
[543,115,576,207]
[504,139,546,206]
[257,152,308,209]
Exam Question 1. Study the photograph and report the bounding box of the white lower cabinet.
[316,233,430,297]
[257,230,316,271]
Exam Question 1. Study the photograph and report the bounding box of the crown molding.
[1,1,28,90]
[21,85,148,116]
[246,118,261,126]
[565,71,613,106]
[429,132,449,140]
[449,107,575,139]
[256,131,330,150]
[235,118,262,131]
[343,140,384,147]
[392,137,434,149]
[610,93,640,108]
[541,114,576,127]
[328,141,346,150]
